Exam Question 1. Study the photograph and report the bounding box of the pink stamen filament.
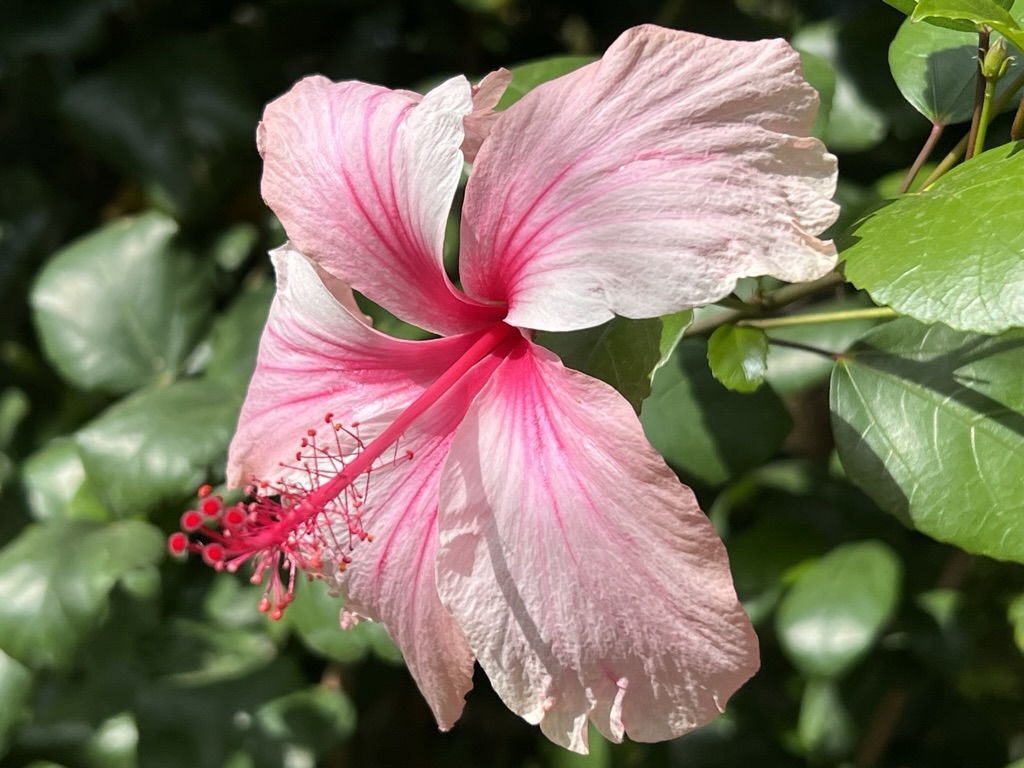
[171,321,520,618]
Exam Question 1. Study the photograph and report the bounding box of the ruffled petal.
[436,341,759,752]
[326,359,501,730]
[227,243,478,486]
[459,25,838,332]
[259,76,503,336]
[462,68,513,162]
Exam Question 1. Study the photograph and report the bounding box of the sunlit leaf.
[842,141,1024,334]
[31,213,214,394]
[708,325,769,393]
[495,55,595,110]
[831,319,1024,562]
[776,540,902,678]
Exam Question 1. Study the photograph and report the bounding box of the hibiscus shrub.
[1,0,1023,767]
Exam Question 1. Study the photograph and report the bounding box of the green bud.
[981,38,1011,81]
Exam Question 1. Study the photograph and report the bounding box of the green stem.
[973,76,998,158]
[966,28,991,161]
[920,68,1024,189]
[740,307,897,330]
[685,271,847,336]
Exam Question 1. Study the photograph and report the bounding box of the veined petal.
[259,75,503,336]
[462,68,513,163]
[227,243,478,486]
[436,341,759,752]
[326,361,500,730]
[460,25,838,332]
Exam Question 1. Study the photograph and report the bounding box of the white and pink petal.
[227,243,479,486]
[459,24,838,332]
[258,76,502,336]
[436,340,759,752]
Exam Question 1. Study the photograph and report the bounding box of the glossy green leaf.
[539,315,670,412]
[75,379,238,518]
[885,0,921,12]
[60,38,257,215]
[641,340,792,486]
[0,648,32,754]
[495,55,595,110]
[0,519,164,668]
[798,50,837,140]
[842,142,1024,334]
[708,325,769,393]
[913,0,1024,50]
[776,541,902,678]
[889,16,1023,124]
[22,438,108,522]
[254,686,356,756]
[30,213,214,394]
[831,319,1024,562]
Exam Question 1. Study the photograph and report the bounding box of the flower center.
[168,321,520,619]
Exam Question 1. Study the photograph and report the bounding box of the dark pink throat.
[168,321,520,619]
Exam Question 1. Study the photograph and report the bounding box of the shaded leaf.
[641,339,792,486]
[538,315,668,412]
[0,519,164,668]
[842,141,1024,334]
[776,540,902,678]
[797,678,856,760]
[31,213,214,394]
[831,319,1024,562]
[75,379,238,518]
[22,438,108,522]
[0,649,32,755]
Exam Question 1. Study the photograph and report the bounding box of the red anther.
[258,596,271,613]
[307,428,316,437]
[168,532,188,555]
[180,510,204,531]
[200,497,222,516]
[197,484,213,499]
[223,507,245,526]
[405,449,414,460]
[202,543,225,565]
[324,413,333,423]
[351,421,359,428]
[269,608,284,621]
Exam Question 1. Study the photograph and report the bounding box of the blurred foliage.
[1,0,1022,767]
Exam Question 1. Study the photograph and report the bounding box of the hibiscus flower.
[171,24,838,752]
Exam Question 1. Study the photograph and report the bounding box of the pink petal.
[326,357,502,729]
[436,341,759,752]
[227,243,478,486]
[459,25,839,332]
[462,68,513,162]
[258,76,503,336]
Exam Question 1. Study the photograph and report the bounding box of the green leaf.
[889,16,1024,124]
[22,438,109,522]
[707,325,769,393]
[913,0,1024,49]
[0,519,164,668]
[842,141,1024,334]
[641,340,792,486]
[495,55,595,110]
[60,37,257,215]
[254,686,356,757]
[0,649,32,755]
[729,517,827,626]
[885,0,922,13]
[201,280,274,397]
[793,22,889,151]
[285,578,401,665]
[831,319,1024,562]
[797,50,837,140]
[75,379,238,518]
[31,213,215,394]
[796,678,856,760]
[776,541,902,678]
[156,619,278,685]
[538,316,667,412]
